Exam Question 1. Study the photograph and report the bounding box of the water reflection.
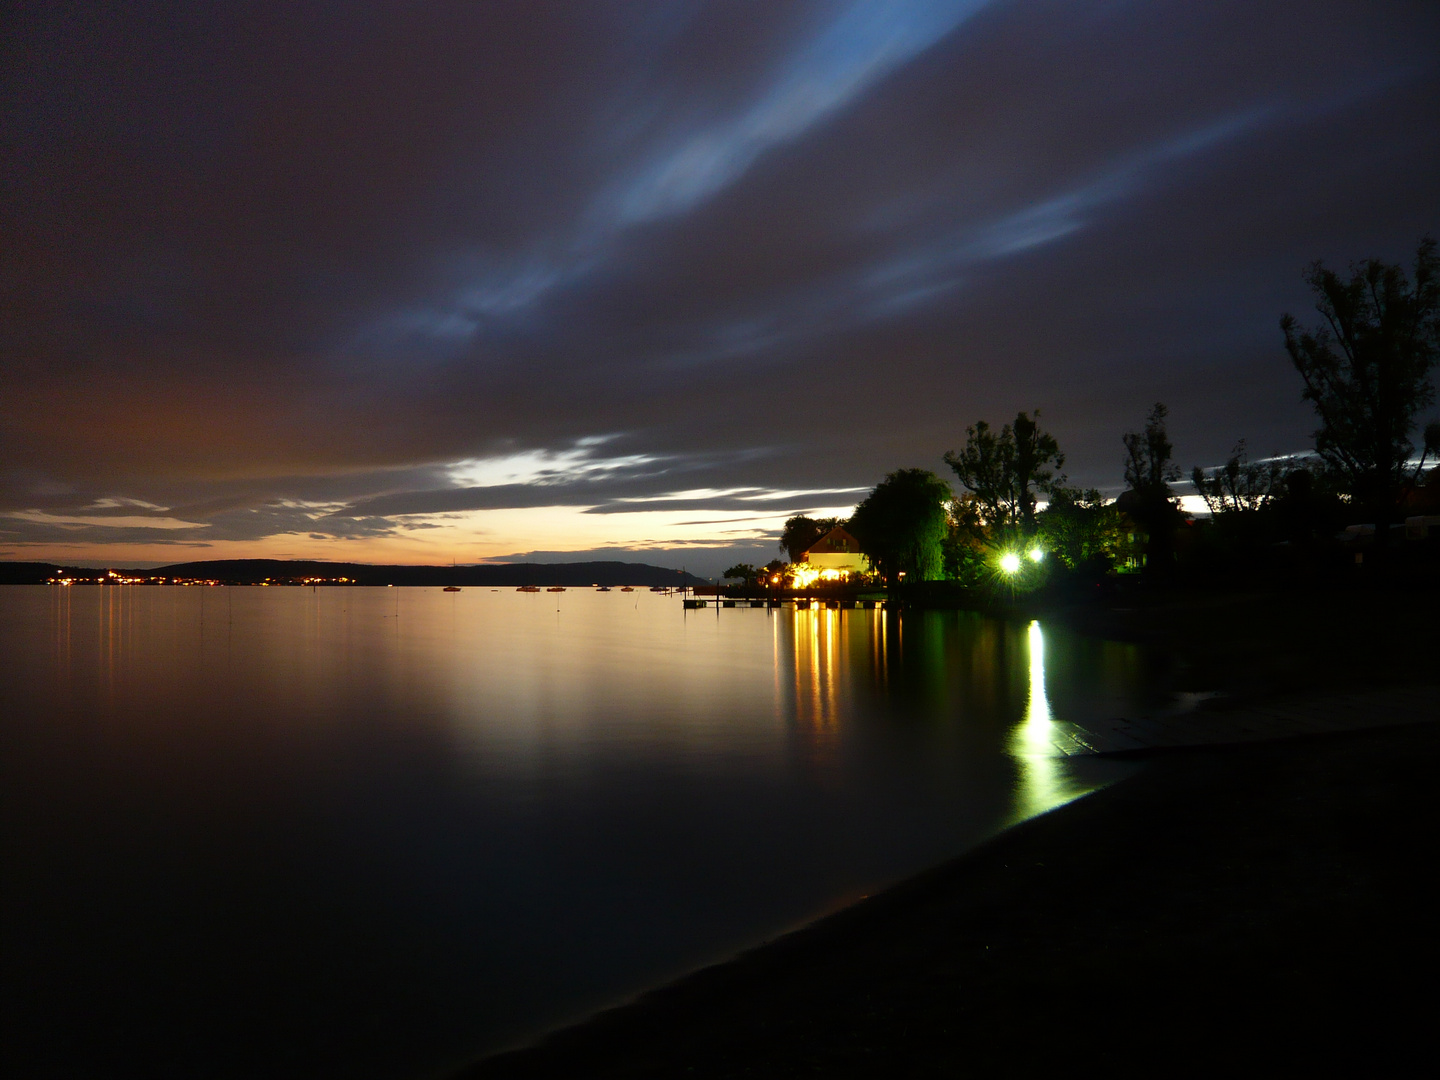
[2,588,1150,1079]
[1009,620,1074,821]
[775,609,1117,824]
[790,606,840,732]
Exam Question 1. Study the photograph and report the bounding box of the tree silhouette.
[944,421,1011,527]
[1190,440,1285,516]
[1011,411,1065,530]
[1281,237,1439,528]
[1118,403,1182,576]
[1037,486,1126,573]
[848,469,952,582]
[944,410,1064,535]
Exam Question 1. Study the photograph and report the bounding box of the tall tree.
[1119,402,1182,575]
[848,469,953,583]
[1010,411,1065,529]
[943,420,1013,527]
[944,410,1064,534]
[1281,237,1439,523]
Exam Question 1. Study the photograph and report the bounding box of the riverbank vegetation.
[739,239,1438,603]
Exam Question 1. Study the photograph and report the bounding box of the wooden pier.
[682,597,886,610]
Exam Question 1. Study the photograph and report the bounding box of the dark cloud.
[0,502,405,547]
[3,1,1438,557]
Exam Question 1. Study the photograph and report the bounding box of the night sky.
[4,1,1438,576]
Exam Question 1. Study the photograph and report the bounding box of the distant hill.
[0,559,706,587]
[0,562,62,585]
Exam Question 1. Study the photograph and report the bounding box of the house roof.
[803,525,861,557]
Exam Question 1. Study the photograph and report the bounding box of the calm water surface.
[2,586,1159,1078]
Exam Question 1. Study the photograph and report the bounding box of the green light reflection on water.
[1008,619,1089,823]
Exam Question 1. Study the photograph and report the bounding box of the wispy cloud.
[445,436,667,488]
[613,0,991,223]
[3,509,205,531]
[375,1,991,349]
[859,107,1277,315]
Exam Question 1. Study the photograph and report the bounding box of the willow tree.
[848,469,953,582]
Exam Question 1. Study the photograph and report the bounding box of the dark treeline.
[0,560,706,588]
[735,238,1439,596]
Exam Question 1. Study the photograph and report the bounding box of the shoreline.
[453,585,1439,1076]
[455,710,1440,1076]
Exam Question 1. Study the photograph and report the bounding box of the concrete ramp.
[1051,685,1439,756]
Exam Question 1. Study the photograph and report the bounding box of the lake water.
[2,585,1157,1078]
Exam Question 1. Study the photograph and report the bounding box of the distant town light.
[999,552,1022,574]
[1027,546,1044,563]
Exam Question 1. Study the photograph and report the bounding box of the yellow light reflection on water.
[789,605,841,734]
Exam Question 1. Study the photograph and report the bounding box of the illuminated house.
[792,526,869,587]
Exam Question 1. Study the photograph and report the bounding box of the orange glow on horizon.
[6,501,860,569]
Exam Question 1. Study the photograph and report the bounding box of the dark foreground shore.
[459,713,1440,1077]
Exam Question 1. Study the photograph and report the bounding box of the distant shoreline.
[0,558,706,588]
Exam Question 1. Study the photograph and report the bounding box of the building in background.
[792,526,868,587]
